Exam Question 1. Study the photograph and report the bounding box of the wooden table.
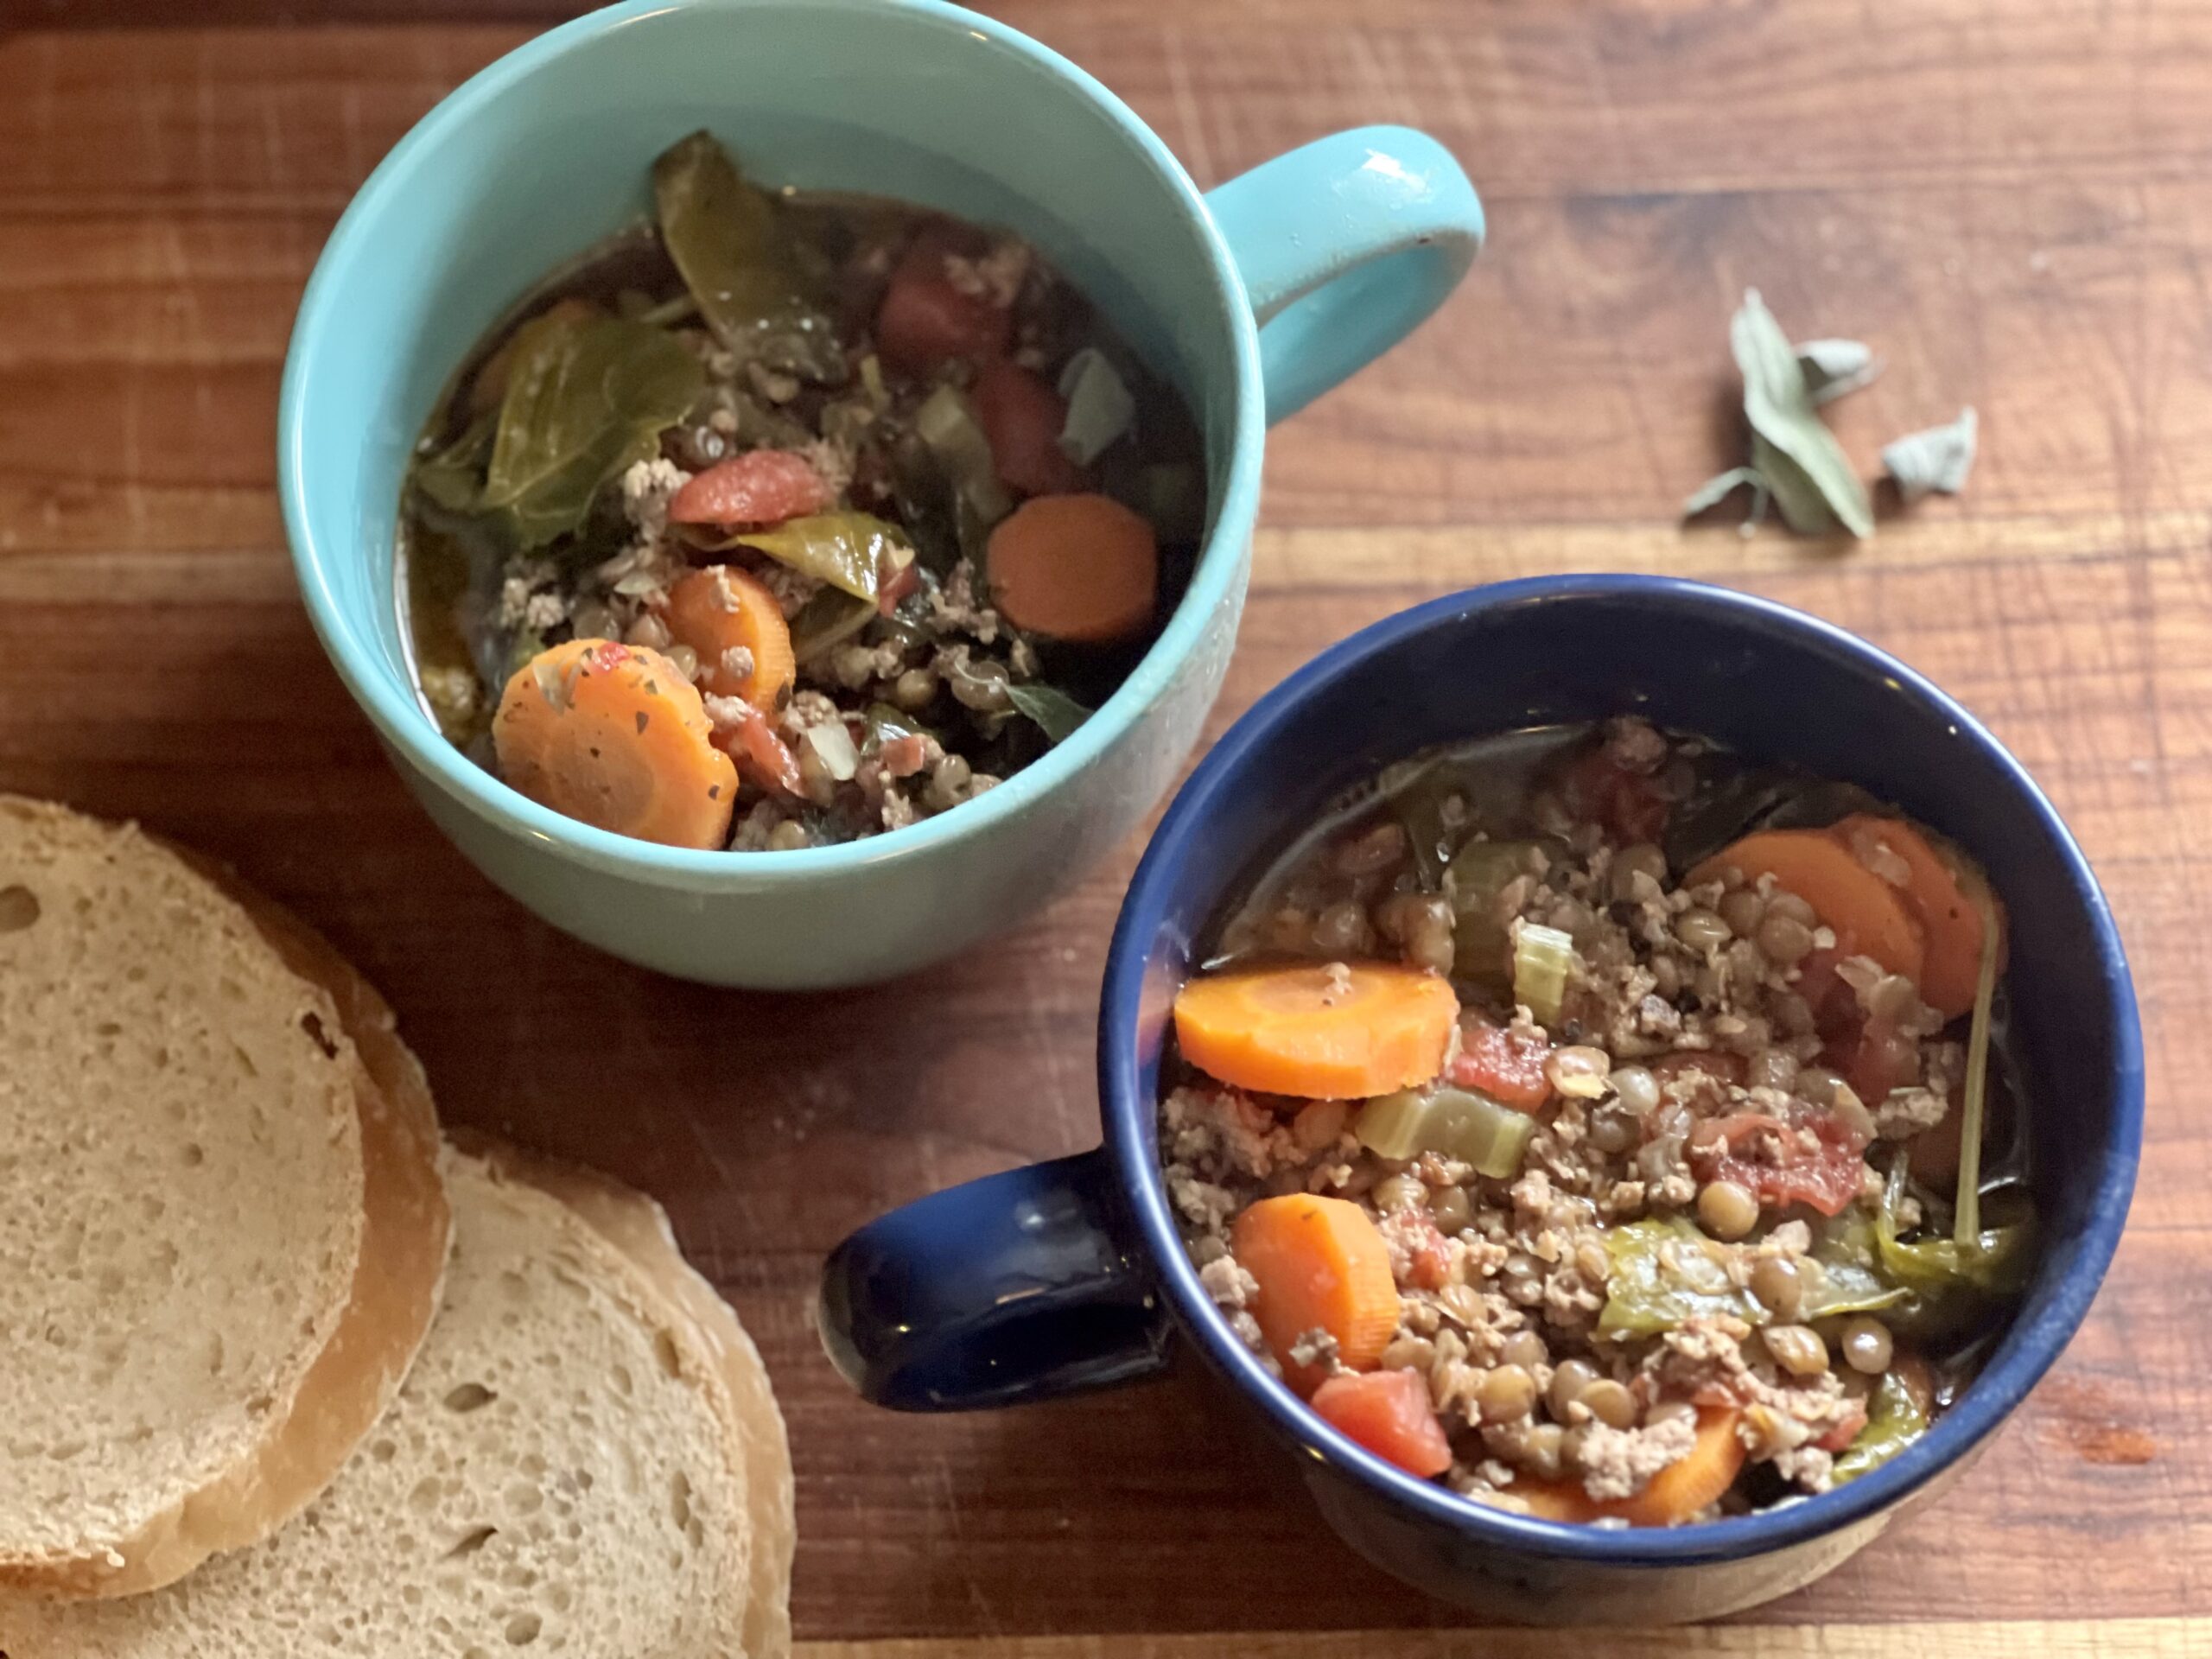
[4,2,2207,1653]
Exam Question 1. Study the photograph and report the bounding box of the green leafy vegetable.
[1876,1161,2033,1300]
[717,512,914,605]
[1796,338,1880,405]
[1599,1217,1907,1338]
[411,410,497,513]
[652,130,840,380]
[1354,1084,1536,1179]
[1833,1370,1929,1484]
[1510,921,1576,1027]
[864,701,937,747]
[1599,1218,1746,1337]
[1732,291,1874,537]
[1682,465,1767,530]
[478,315,704,549]
[913,385,1014,529]
[1444,838,1552,985]
[1005,682,1093,743]
[1884,407,1979,503]
[788,588,877,664]
[1058,346,1136,464]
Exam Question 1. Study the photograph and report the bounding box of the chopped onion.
[804,718,860,782]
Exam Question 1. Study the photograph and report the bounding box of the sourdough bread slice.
[0,797,449,1599]
[0,1146,795,1658]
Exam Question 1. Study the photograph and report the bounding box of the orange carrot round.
[1312,1369,1453,1478]
[986,492,1158,643]
[661,565,797,712]
[1830,814,2002,1019]
[493,639,736,849]
[1688,830,1926,984]
[1174,962,1459,1100]
[1232,1194,1402,1393]
[1508,1407,1745,1527]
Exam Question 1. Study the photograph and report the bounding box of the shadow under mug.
[820,576,2143,1621]
[279,0,1484,988]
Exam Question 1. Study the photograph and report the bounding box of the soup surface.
[400,132,1203,851]
[1160,716,2032,1522]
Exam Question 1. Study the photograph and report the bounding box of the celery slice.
[1354,1085,1536,1179]
[1512,922,1577,1027]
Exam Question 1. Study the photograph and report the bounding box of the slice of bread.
[0,1145,796,1658]
[0,798,450,1599]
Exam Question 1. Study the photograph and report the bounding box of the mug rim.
[277,0,1268,891]
[1101,574,2145,1566]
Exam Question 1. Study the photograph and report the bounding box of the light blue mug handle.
[1205,124,1484,425]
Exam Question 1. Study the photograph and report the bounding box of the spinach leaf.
[480,314,703,549]
[716,512,914,605]
[411,410,497,513]
[1732,291,1873,537]
[1833,1370,1929,1484]
[788,588,877,664]
[652,130,840,381]
[1006,681,1093,744]
[1599,1216,1905,1338]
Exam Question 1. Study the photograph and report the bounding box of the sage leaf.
[1682,466,1764,518]
[1006,681,1093,744]
[1732,290,1874,538]
[720,512,913,605]
[1057,347,1136,464]
[480,315,704,549]
[1796,338,1881,405]
[1752,432,1846,536]
[652,130,841,381]
[1883,407,1978,501]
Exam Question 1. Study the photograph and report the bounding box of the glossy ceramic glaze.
[820,576,2145,1620]
[277,0,1482,988]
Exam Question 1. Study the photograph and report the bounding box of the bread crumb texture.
[0,1154,750,1656]
[0,798,365,1567]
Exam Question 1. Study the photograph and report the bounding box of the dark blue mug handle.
[817,1149,1169,1410]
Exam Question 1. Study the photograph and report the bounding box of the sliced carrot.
[668,449,831,528]
[1174,961,1459,1100]
[1688,830,1925,985]
[1232,1193,1402,1394]
[986,492,1159,644]
[661,565,797,712]
[974,359,1087,497]
[1829,814,2003,1019]
[1312,1369,1453,1478]
[493,639,736,849]
[1507,1407,1745,1527]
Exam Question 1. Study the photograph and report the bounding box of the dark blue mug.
[819,575,2143,1621]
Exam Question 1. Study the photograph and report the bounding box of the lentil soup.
[1160,716,2033,1523]
[399,131,1203,853]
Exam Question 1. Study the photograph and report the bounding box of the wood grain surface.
[3,1,2209,1648]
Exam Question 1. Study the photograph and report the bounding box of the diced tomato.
[1816,1402,1870,1453]
[973,359,1087,497]
[1406,1217,1452,1291]
[875,548,921,616]
[713,702,803,797]
[1560,747,1669,845]
[874,228,1011,376]
[1311,1370,1454,1478]
[878,734,930,779]
[1448,1016,1552,1111]
[1694,1107,1867,1217]
[1834,1012,1918,1106]
[668,450,832,529]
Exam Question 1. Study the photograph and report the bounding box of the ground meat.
[1576,1414,1698,1503]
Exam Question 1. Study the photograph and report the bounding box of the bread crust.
[0,806,451,1599]
[454,1133,794,1659]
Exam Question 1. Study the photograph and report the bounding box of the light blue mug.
[280,0,1484,988]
